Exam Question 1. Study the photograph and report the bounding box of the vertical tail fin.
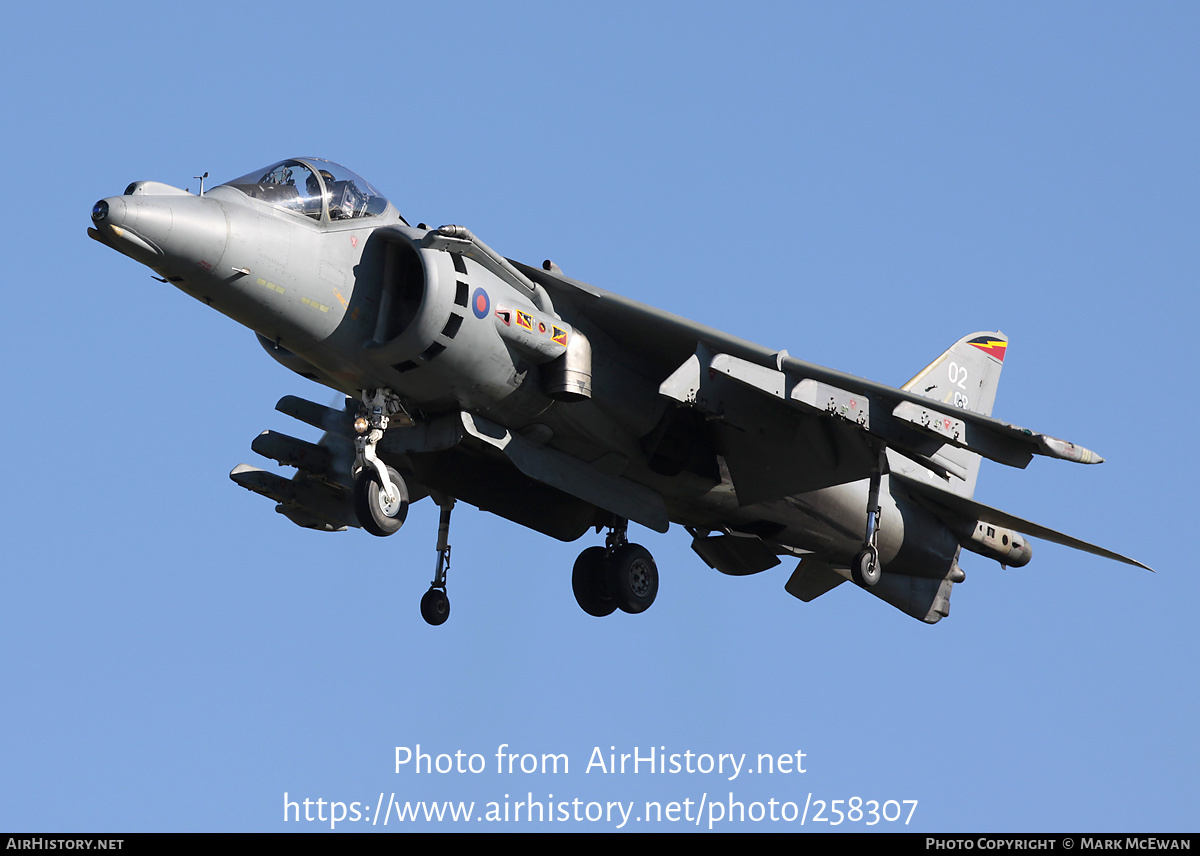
[901,332,1008,499]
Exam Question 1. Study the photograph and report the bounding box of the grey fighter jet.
[89,157,1149,626]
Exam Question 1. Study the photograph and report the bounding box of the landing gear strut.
[347,389,453,626]
[352,389,411,537]
[852,447,886,588]
[571,517,659,617]
[421,498,455,626]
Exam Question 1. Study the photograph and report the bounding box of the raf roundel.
[471,287,490,320]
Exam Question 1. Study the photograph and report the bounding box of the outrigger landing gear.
[421,498,455,626]
[571,517,659,617]
[851,447,886,588]
[351,389,413,537]
[851,546,881,587]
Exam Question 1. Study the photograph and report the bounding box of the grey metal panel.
[710,353,787,398]
[380,414,467,456]
[790,378,870,428]
[459,412,669,533]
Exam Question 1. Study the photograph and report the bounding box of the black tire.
[572,546,616,617]
[354,465,408,537]
[851,549,881,587]
[420,588,450,626]
[607,543,659,614]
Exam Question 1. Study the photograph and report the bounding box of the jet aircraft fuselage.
[89,157,1147,625]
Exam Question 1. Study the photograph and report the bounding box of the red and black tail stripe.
[967,336,1007,362]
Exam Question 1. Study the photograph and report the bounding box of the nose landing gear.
[354,464,408,536]
[348,389,454,626]
[352,389,412,537]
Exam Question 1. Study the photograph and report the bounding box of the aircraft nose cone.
[88,194,166,263]
[91,195,128,228]
[90,189,229,276]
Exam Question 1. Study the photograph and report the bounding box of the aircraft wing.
[517,262,1105,498]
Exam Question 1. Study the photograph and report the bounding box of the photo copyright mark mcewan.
[281,744,918,829]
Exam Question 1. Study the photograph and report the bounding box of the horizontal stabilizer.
[893,472,1152,571]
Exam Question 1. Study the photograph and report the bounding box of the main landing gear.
[572,518,659,617]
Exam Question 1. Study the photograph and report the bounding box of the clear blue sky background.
[1,1,1193,832]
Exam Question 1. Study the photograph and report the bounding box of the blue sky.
[1,1,1194,832]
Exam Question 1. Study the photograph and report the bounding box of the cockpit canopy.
[220,158,394,223]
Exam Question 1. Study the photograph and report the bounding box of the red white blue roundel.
[471,287,490,319]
